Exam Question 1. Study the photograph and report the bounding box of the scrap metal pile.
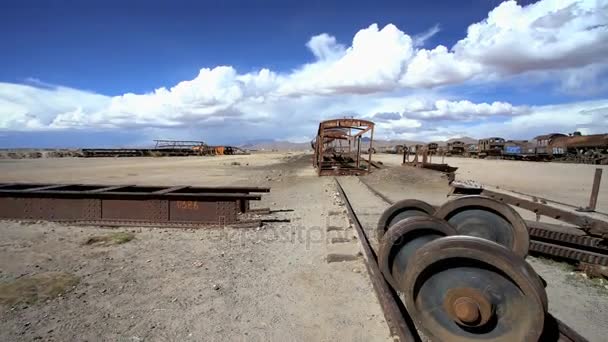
[312,118,375,176]
[336,178,587,341]
[0,183,270,228]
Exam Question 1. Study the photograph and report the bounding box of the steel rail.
[334,178,420,342]
[358,178,394,204]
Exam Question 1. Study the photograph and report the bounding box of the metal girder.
[0,183,269,227]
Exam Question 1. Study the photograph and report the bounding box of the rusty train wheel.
[434,195,529,257]
[378,216,456,291]
[402,236,547,342]
[376,199,436,242]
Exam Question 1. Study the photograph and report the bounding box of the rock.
[213,284,221,290]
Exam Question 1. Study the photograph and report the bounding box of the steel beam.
[0,183,269,227]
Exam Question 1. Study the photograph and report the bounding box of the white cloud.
[404,100,529,121]
[0,0,606,145]
[0,83,109,129]
[305,33,346,61]
[278,23,415,96]
[413,24,441,47]
[401,0,608,87]
[391,100,608,141]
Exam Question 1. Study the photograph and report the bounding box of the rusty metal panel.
[0,198,30,219]
[238,199,250,213]
[217,201,237,224]
[168,200,237,224]
[0,182,266,227]
[0,197,100,220]
[102,199,168,221]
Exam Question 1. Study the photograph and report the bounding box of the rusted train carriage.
[446,140,465,156]
[426,143,439,155]
[502,140,528,160]
[529,133,567,160]
[552,132,608,164]
[478,137,505,158]
[312,118,375,176]
[464,143,479,157]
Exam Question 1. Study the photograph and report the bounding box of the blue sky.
[0,0,607,147]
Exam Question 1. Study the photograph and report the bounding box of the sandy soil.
[374,154,608,213]
[0,152,607,341]
[0,153,391,342]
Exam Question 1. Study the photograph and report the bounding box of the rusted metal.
[377,216,455,291]
[334,178,420,342]
[426,143,438,155]
[446,140,466,156]
[312,119,375,176]
[49,219,262,229]
[528,226,608,252]
[550,314,590,342]
[529,241,608,266]
[478,137,505,158]
[434,195,530,257]
[339,178,587,341]
[0,183,269,227]
[403,236,547,342]
[402,145,458,173]
[578,168,602,212]
[443,287,494,327]
[80,139,248,157]
[375,199,436,242]
[449,182,608,238]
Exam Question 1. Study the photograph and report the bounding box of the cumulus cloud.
[305,33,346,61]
[404,100,529,121]
[373,112,402,121]
[278,23,414,96]
[413,24,441,47]
[0,0,606,145]
[402,0,608,87]
[386,100,608,141]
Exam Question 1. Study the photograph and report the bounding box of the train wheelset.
[377,195,548,341]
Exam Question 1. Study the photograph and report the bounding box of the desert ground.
[0,152,607,341]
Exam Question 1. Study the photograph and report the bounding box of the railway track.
[334,177,588,342]
[358,178,608,267]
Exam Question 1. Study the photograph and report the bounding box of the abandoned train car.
[446,141,466,156]
[478,137,505,158]
[312,118,375,176]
